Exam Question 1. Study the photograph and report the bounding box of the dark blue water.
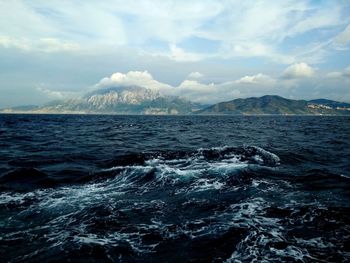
[0,114,349,262]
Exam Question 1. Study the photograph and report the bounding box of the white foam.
[249,146,280,165]
[99,146,281,194]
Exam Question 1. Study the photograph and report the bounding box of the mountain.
[196,95,350,115]
[2,91,349,115]
[1,86,199,115]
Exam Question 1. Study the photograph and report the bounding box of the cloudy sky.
[1,0,350,107]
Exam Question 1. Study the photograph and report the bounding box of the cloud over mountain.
[282,63,315,79]
[235,73,275,85]
[95,71,172,93]
[90,66,350,104]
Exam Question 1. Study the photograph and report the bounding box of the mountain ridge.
[196,95,350,115]
[1,89,349,115]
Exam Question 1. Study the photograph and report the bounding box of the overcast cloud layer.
[0,0,350,107]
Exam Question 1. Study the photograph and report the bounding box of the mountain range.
[2,86,197,115]
[1,86,349,115]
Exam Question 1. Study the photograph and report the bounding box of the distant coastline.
[1,89,349,116]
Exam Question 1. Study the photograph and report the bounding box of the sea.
[0,114,349,262]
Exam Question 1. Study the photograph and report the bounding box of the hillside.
[196,95,350,115]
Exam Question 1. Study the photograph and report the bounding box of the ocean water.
[0,114,349,262]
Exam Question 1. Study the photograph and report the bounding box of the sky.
[0,0,350,107]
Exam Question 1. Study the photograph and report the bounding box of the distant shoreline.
[1,112,349,117]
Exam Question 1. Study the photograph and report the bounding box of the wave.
[0,145,280,192]
[105,145,280,168]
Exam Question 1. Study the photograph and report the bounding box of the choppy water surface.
[0,114,349,262]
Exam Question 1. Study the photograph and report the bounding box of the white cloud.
[198,1,348,62]
[325,66,350,78]
[169,44,207,62]
[36,84,82,100]
[188,71,204,79]
[0,36,31,51]
[0,36,79,52]
[2,1,350,106]
[38,38,80,52]
[178,80,215,93]
[95,71,172,93]
[282,62,315,79]
[326,71,343,78]
[0,1,127,47]
[227,42,271,57]
[35,66,350,105]
[286,6,344,38]
[334,24,350,47]
[235,73,275,85]
[93,71,239,103]
[95,70,279,104]
[221,42,295,64]
[344,66,350,77]
[0,1,348,63]
[175,80,239,103]
[36,87,65,100]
